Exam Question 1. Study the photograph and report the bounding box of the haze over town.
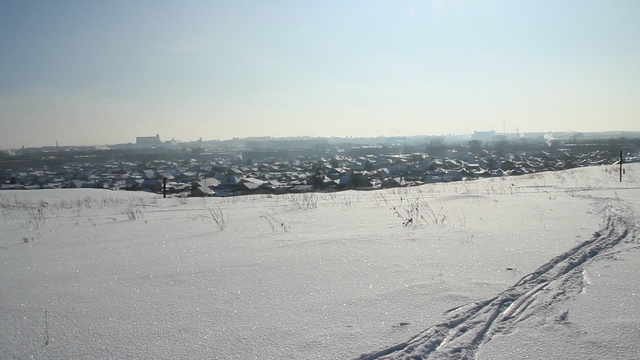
[1,0,639,148]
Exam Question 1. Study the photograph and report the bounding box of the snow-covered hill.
[1,164,639,359]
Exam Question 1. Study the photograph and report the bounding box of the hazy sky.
[1,0,639,148]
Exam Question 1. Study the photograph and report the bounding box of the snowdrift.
[1,164,639,359]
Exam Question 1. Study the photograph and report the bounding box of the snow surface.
[1,164,639,359]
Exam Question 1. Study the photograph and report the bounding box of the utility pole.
[620,151,623,182]
[163,177,167,198]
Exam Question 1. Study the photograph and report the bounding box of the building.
[136,134,162,147]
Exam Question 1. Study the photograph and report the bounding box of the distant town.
[1,131,639,196]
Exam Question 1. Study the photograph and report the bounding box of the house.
[220,175,243,188]
[124,178,144,190]
[290,184,314,193]
[140,179,163,192]
[338,175,353,188]
[197,177,220,189]
[1,184,25,190]
[236,178,265,193]
[142,170,157,179]
[191,185,215,197]
[71,180,100,189]
[382,177,407,188]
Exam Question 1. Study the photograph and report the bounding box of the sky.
[1,0,639,148]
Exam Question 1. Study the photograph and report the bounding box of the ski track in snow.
[356,193,638,360]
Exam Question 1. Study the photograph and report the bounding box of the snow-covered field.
[1,164,639,359]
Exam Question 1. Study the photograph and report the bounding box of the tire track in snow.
[356,198,637,360]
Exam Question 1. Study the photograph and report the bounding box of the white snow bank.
[1,164,638,359]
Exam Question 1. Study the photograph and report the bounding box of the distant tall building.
[136,134,162,146]
[472,131,496,142]
[472,130,507,145]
